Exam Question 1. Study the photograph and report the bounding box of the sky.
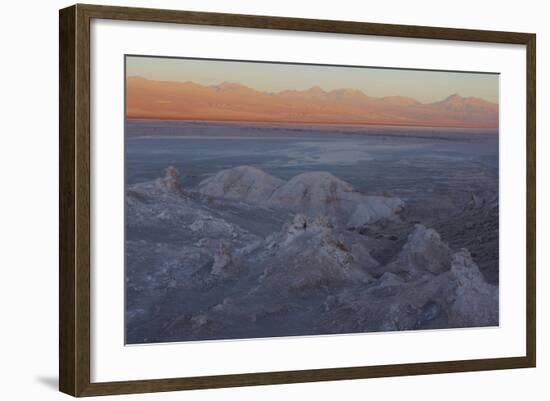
[126,55,499,104]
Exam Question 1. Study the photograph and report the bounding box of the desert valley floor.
[125,120,499,344]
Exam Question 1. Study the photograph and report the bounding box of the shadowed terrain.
[125,124,499,344]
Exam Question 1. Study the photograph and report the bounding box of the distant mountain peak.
[329,88,366,97]
[442,93,462,102]
[306,85,325,95]
[126,78,498,128]
[212,81,248,92]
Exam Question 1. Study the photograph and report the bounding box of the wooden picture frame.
[59,3,536,397]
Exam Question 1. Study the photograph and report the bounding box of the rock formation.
[155,165,183,192]
[381,224,452,279]
[125,166,498,343]
[447,249,498,326]
[210,242,237,278]
[198,166,404,226]
[198,165,284,203]
[258,214,377,292]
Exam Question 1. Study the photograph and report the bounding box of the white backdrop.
[0,0,546,400]
[91,19,526,382]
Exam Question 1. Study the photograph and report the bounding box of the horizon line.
[124,116,499,130]
[127,75,499,106]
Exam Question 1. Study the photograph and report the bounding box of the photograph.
[124,55,500,344]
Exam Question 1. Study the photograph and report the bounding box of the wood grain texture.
[75,4,92,396]
[78,3,533,43]
[59,3,536,397]
[525,34,536,367]
[78,357,533,396]
[59,5,76,396]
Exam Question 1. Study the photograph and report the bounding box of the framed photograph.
[59,4,536,397]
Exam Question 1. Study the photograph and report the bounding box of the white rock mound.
[258,214,377,291]
[447,249,498,326]
[210,243,238,279]
[382,224,452,278]
[198,166,404,226]
[269,171,353,214]
[323,247,497,331]
[198,165,285,203]
[156,165,183,192]
[270,171,403,226]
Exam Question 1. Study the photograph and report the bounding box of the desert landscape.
[126,76,498,128]
[124,57,499,344]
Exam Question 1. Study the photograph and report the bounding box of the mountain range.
[126,76,498,128]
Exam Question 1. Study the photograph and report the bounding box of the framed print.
[59,4,536,397]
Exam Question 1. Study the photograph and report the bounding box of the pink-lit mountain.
[126,76,498,128]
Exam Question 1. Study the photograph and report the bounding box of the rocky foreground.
[125,165,498,344]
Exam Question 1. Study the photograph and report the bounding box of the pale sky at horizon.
[126,55,499,104]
